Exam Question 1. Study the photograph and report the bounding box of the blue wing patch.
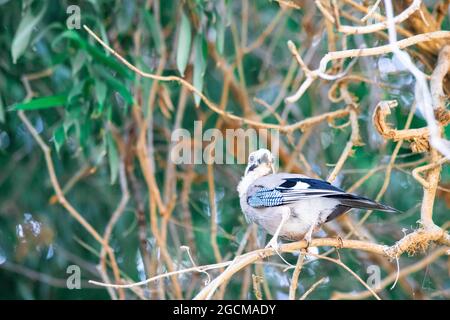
[279,178,344,192]
[247,178,346,208]
[247,188,284,208]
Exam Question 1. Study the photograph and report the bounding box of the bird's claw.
[305,238,311,249]
[265,238,279,251]
[336,235,344,249]
[258,251,268,259]
[303,235,312,249]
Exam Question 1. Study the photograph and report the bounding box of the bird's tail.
[326,194,401,213]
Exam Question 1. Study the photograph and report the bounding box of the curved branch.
[339,0,421,35]
[332,247,448,300]
[286,31,450,103]
[193,225,450,300]
[83,25,349,134]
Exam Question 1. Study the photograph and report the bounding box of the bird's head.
[244,148,275,177]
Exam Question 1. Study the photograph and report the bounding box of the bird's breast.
[247,197,340,240]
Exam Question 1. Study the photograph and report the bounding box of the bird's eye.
[249,155,255,162]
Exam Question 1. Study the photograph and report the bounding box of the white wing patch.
[278,180,310,190]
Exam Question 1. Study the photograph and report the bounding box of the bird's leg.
[336,235,344,249]
[265,209,290,251]
[303,223,316,248]
[264,209,293,267]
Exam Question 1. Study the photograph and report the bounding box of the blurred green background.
[0,0,449,300]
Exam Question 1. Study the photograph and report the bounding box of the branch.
[193,230,450,299]
[339,0,421,34]
[430,45,450,112]
[332,247,449,300]
[83,25,348,134]
[286,31,450,103]
[373,100,431,153]
[194,238,386,300]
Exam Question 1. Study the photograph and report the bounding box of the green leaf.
[68,79,88,103]
[216,15,225,55]
[11,3,47,64]
[53,125,65,153]
[193,34,207,107]
[96,67,133,105]
[79,120,90,150]
[143,11,162,55]
[0,94,5,123]
[52,31,132,79]
[71,51,86,76]
[176,12,192,77]
[95,81,107,107]
[31,22,64,47]
[93,80,107,117]
[116,0,135,34]
[107,132,119,184]
[11,94,67,111]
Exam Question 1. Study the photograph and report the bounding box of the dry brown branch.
[361,0,382,22]
[343,0,440,57]
[19,71,131,300]
[300,277,328,300]
[369,41,450,259]
[286,31,450,103]
[385,224,450,258]
[373,100,431,152]
[193,238,387,300]
[395,0,447,53]
[48,164,95,205]
[303,252,381,300]
[83,25,350,134]
[372,42,450,237]
[242,8,287,54]
[275,0,301,10]
[19,111,126,293]
[315,0,335,24]
[132,108,183,298]
[192,225,449,300]
[339,0,421,34]
[431,45,450,112]
[332,247,448,300]
[327,105,361,182]
[17,83,101,245]
[99,160,129,300]
[0,261,94,289]
[80,2,450,301]
[288,250,305,300]
[412,156,449,189]
[252,274,263,300]
[435,1,450,26]
[207,152,223,264]
[356,102,417,227]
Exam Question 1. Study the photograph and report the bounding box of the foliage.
[0,0,449,300]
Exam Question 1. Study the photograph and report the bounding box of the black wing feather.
[323,193,399,212]
[248,176,399,213]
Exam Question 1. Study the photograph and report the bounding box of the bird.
[237,148,400,250]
